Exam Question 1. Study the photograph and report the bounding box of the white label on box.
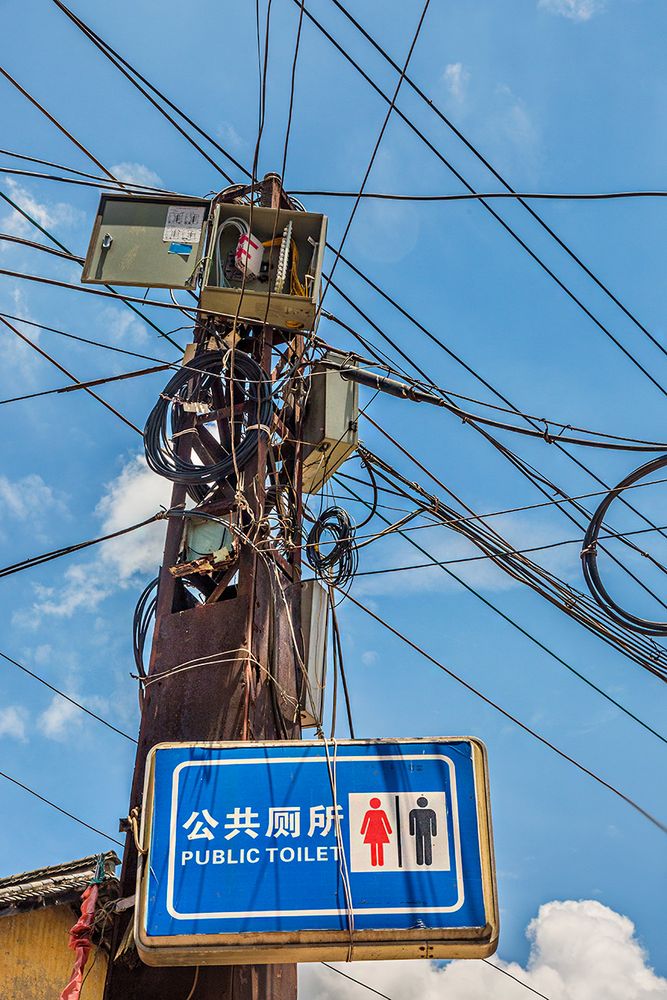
[163,205,206,245]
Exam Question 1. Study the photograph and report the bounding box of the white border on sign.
[163,753,465,921]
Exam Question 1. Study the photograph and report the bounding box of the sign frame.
[135,738,498,966]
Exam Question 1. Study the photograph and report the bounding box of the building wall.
[0,905,108,999]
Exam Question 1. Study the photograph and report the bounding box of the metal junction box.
[200,202,327,332]
[299,579,328,728]
[302,350,359,494]
[81,193,210,289]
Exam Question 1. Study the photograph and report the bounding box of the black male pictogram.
[408,796,437,866]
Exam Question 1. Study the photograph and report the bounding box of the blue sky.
[1,0,666,993]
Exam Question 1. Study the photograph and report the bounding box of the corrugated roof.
[0,852,120,917]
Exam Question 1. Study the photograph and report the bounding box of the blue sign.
[137,739,498,965]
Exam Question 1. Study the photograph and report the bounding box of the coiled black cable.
[306,507,358,587]
[133,577,158,679]
[581,454,667,637]
[143,350,273,487]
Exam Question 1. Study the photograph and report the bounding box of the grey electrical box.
[300,579,328,728]
[200,202,327,332]
[302,351,359,494]
[81,193,210,289]
[184,520,233,563]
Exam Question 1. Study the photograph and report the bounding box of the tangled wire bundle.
[306,506,358,587]
[143,350,273,487]
[581,453,667,638]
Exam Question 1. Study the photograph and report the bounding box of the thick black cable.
[0,513,162,580]
[0,146,177,191]
[0,649,136,743]
[50,0,248,180]
[0,65,122,182]
[143,351,273,486]
[319,0,667,365]
[320,0,432,301]
[582,455,667,636]
[361,428,667,676]
[326,278,667,606]
[293,188,667,202]
[0,362,171,407]
[0,315,142,434]
[341,590,667,835]
[0,769,123,846]
[335,477,667,741]
[0,163,185,194]
[294,2,667,396]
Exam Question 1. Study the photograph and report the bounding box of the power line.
[319,0,432,303]
[324,275,667,612]
[335,477,667,745]
[0,65,123,183]
[0,162,184,194]
[0,512,162,580]
[319,0,667,365]
[295,2,667,396]
[51,0,245,182]
[0,361,171,407]
[0,649,136,743]
[0,314,142,434]
[341,589,667,834]
[293,188,667,202]
[321,963,393,1000]
[0,769,123,846]
[0,310,189,365]
[0,145,175,190]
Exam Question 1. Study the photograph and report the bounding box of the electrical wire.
[325,277,667,615]
[0,362,171,407]
[0,314,142,434]
[339,590,667,834]
[0,512,163,580]
[359,434,667,680]
[143,350,273,486]
[0,163,185,194]
[312,0,667,367]
[292,188,667,202]
[51,0,247,180]
[0,649,136,742]
[333,478,667,766]
[582,454,667,636]
[0,146,177,191]
[0,65,123,183]
[293,1,667,396]
[319,0,432,305]
[306,507,358,587]
[0,769,123,846]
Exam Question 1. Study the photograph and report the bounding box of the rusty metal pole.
[103,174,302,1000]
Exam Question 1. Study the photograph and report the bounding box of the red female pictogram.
[360,797,393,867]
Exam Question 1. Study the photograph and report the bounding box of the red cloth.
[59,883,99,1000]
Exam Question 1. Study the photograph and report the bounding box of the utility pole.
[103,174,304,1000]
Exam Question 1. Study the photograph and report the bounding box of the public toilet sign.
[136,738,498,966]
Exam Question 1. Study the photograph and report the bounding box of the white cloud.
[37,695,82,740]
[217,122,246,152]
[110,161,164,189]
[361,650,378,666]
[0,705,28,741]
[539,0,605,20]
[299,899,667,999]
[494,84,538,151]
[443,62,470,102]
[21,453,171,622]
[0,179,81,238]
[0,473,67,522]
[98,304,149,346]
